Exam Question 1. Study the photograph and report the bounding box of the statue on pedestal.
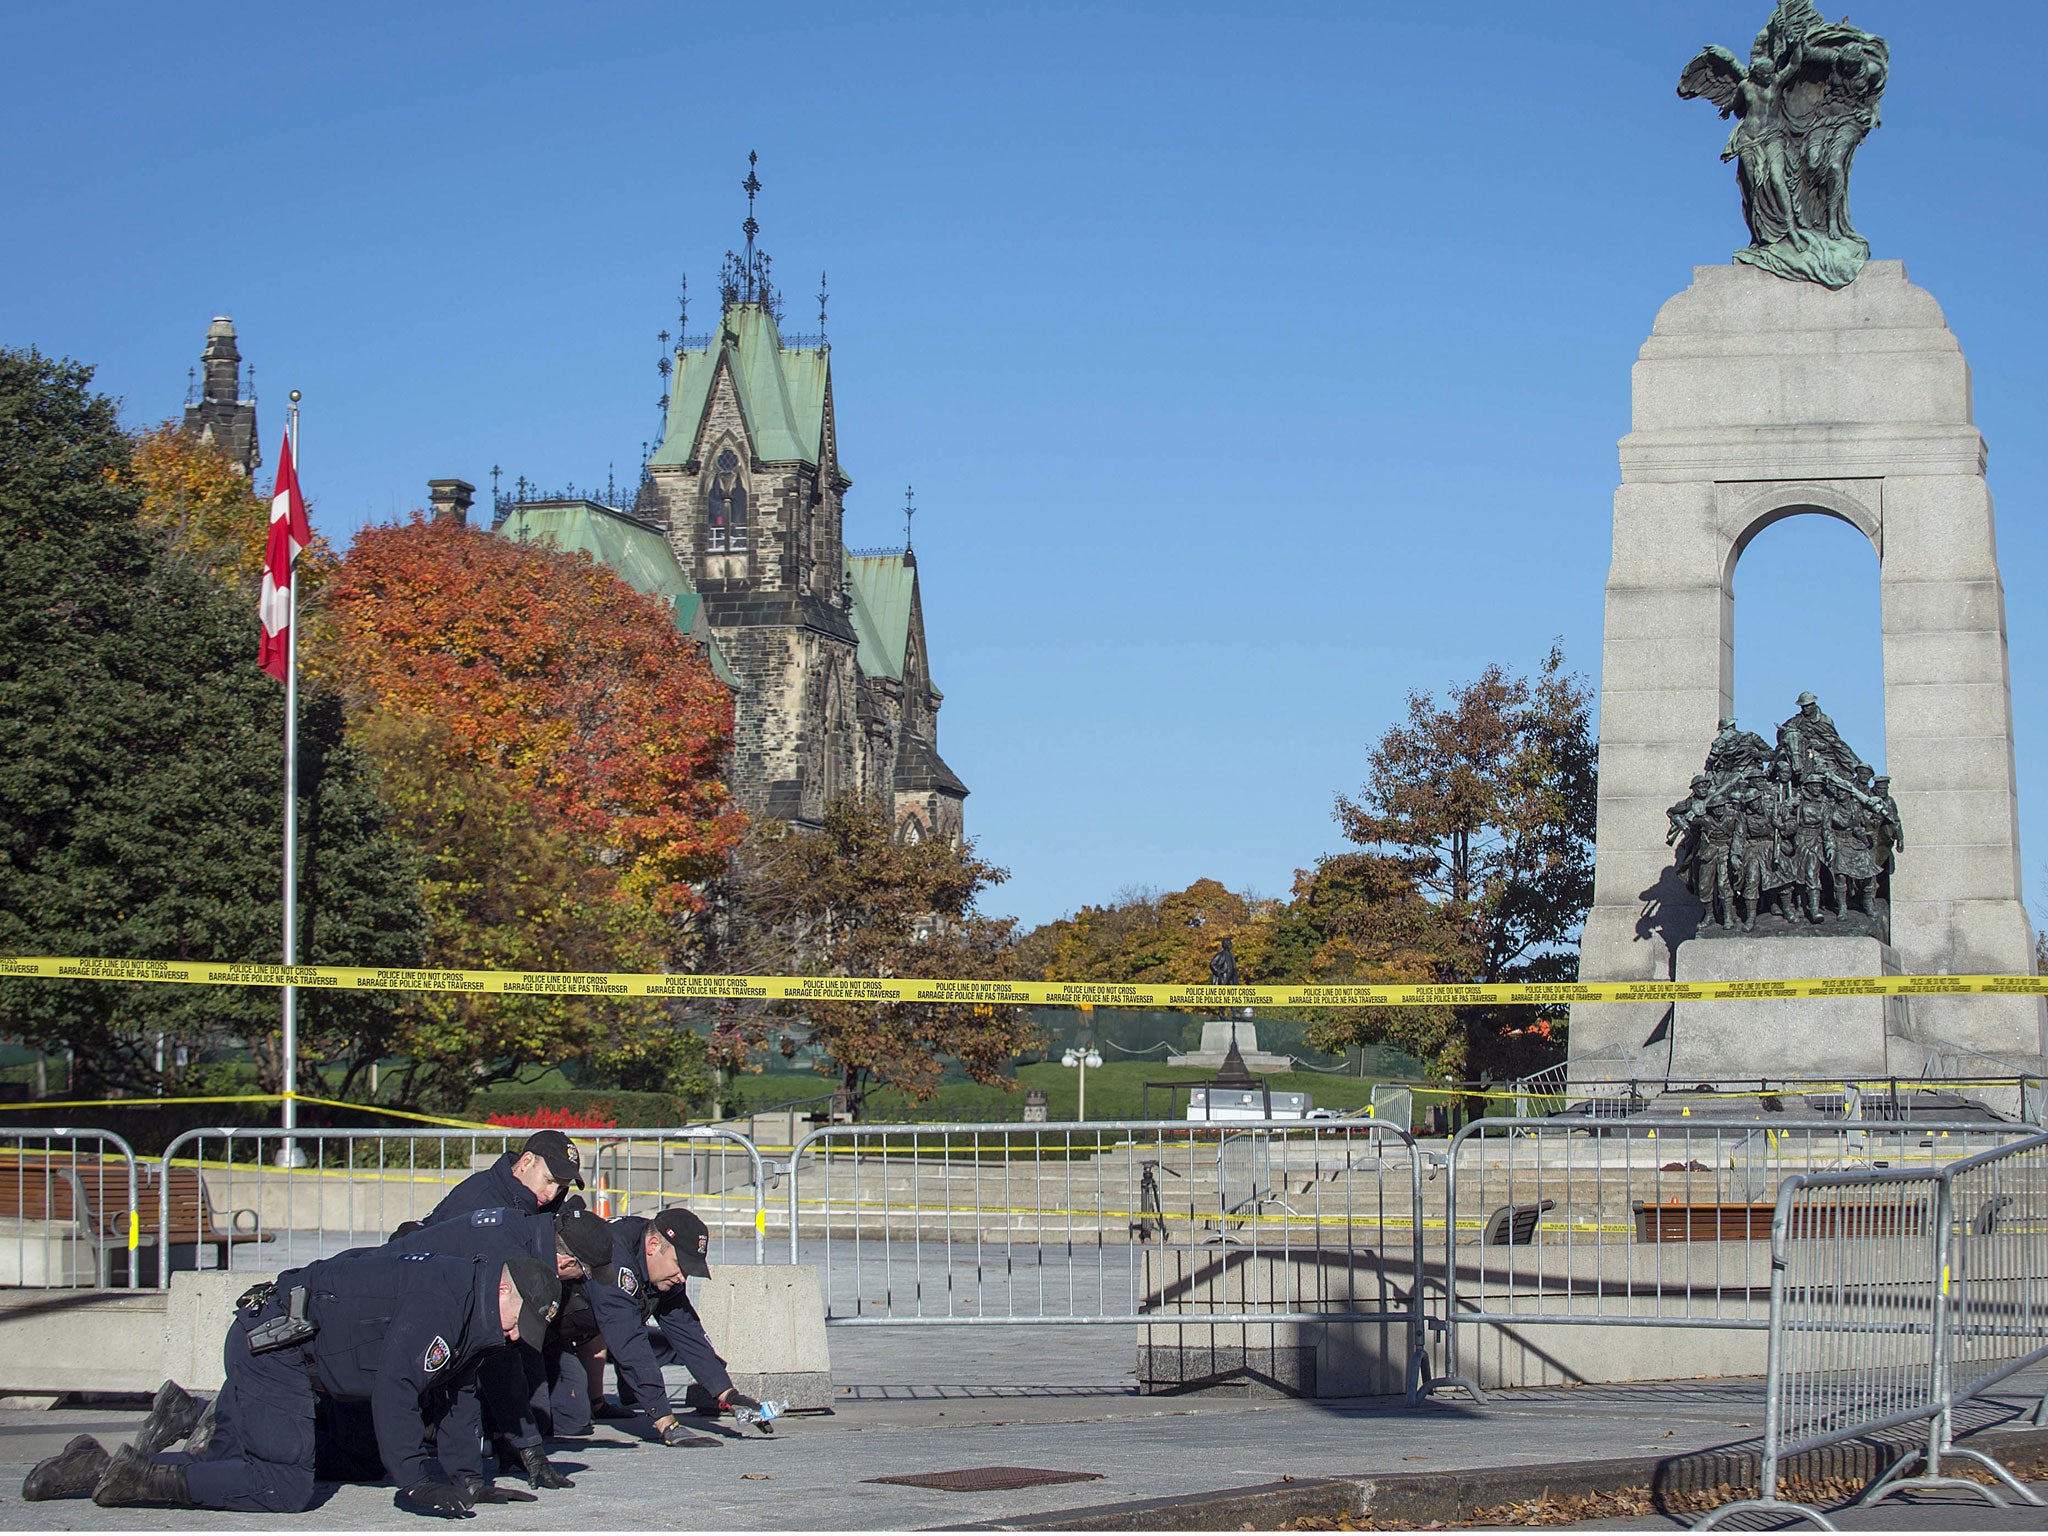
[1665,696,1901,939]
[1678,0,1889,289]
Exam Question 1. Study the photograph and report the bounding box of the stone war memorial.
[1575,0,2045,1092]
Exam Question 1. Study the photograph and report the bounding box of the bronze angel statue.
[1679,0,1889,289]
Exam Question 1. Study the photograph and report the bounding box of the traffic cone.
[593,1173,613,1219]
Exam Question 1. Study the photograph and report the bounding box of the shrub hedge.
[466,1087,688,1128]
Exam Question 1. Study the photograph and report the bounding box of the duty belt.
[238,1283,320,1354]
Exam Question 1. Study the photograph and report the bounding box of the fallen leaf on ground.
[741,1473,771,1481]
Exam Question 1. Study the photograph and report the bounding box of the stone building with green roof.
[486,177,968,842]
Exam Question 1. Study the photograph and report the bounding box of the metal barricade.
[1695,1133,2048,1530]
[1427,1116,2036,1400]
[784,1119,1429,1397]
[155,1125,767,1286]
[0,1128,140,1288]
[1857,1133,2048,1512]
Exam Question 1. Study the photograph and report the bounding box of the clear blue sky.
[6,3,2046,932]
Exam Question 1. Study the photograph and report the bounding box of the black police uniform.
[581,1214,733,1424]
[150,1251,509,1513]
[423,1151,563,1226]
[354,1207,561,1455]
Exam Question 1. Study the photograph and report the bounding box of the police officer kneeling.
[580,1207,767,1445]
[26,1250,561,1515]
[375,1200,615,1489]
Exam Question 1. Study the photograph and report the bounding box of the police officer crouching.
[579,1207,767,1445]
[24,1250,561,1515]
[422,1128,585,1226]
[373,1200,616,1490]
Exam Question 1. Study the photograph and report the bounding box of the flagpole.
[280,390,303,1168]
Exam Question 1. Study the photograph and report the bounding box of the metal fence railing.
[783,1119,1430,1398]
[153,1126,768,1285]
[1424,1115,2040,1400]
[1694,1133,2048,1529]
[0,1129,141,1288]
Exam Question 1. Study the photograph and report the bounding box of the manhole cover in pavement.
[864,1466,1105,1493]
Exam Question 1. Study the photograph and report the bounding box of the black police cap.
[651,1207,712,1278]
[555,1203,615,1273]
[504,1256,563,1350]
[520,1130,586,1189]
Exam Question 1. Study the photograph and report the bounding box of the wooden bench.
[0,1156,267,1285]
[1632,1200,1927,1243]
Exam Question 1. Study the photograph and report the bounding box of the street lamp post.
[1061,1046,1104,1122]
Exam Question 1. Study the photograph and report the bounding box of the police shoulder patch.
[424,1336,452,1373]
[617,1265,639,1297]
[469,1208,502,1226]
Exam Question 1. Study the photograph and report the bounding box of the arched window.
[707,448,748,555]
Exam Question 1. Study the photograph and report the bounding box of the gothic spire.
[720,150,779,314]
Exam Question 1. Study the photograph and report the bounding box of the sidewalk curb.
[946,1424,2048,1531]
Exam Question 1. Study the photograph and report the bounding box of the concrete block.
[1595,686,1723,746]
[162,1269,271,1392]
[1447,1317,1769,1391]
[1883,734,2019,794]
[1889,843,2026,908]
[1891,790,2026,853]
[1599,585,1726,643]
[1880,628,2013,688]
[1884,682,2018,741]
[1879,577,2008,634]
[1561,1000,1674,1081]
[691,1264,833,1410]
[1134,1247,1412,1399]
[1670,937,1900,1082]
[1891,897,2041,974]
[0,1289,169,1395]
[1579,906,1681,982]
[0,1220,98,1288]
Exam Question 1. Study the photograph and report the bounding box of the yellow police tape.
[6,955,2047,1009]
[0,1089,499,1131]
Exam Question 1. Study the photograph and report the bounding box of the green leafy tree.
[1011,878,1280,997]
[723,794,1037,1117]
[1291,646,1596,1080]
[0,349,424,1095]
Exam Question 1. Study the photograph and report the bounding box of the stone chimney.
[427,478,476,526]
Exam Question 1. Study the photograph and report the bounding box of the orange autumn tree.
[125,423,339,601]
[329,514,743,914]
[324,514,745,1104]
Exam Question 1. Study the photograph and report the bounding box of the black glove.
[658,1418,721,1448]
[724,1391,762,1414]
[399,1479,474,1518]
[516,1445,574,1490]
[457,1476,538,1505]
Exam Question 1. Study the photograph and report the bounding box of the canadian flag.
[259,432,313,682]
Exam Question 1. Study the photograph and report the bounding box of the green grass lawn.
[733,1060,1385,1124]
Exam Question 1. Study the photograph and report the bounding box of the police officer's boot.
[21,1434,110,1500]
[184,1397,218,1455]
[91,1444,195,1508]
[134,1379,202,1455]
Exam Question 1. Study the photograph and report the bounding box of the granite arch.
[1574,262,2042,1079]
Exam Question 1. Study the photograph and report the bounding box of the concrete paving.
[1566,1486,2048,1530]
[0,1326,2043,1530]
